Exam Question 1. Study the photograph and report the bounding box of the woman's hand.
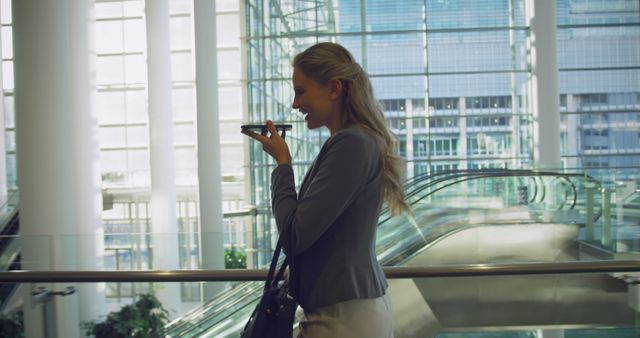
[241,120,292,166]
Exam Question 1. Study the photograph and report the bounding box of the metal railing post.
[602,188,612,248]
[585,184,595,241]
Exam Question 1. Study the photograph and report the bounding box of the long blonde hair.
[293,42,410,215]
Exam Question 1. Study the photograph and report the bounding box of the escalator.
[0,193,21,313]
[165,169,614,337]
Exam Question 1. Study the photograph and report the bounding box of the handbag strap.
[265,235,296,295]
[265,237,288,290]
[287,228,295,298]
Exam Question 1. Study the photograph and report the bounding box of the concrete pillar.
[69,0,107,328]
[193,0,225,300]
[13,1,80,337]
[145,0,181,317]
[527,0,561,169]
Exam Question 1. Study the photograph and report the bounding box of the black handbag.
[241,238,297,338]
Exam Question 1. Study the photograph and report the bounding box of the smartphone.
[241,124,292,134]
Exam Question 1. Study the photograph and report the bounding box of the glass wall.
[245,0,532,265]
[1,0,15,191]
[245,0,640,264]
[557,0,640,178]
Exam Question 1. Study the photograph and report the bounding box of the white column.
[239,1,254,269]
[193,0,225,300]
[145,0,181,317]
[70,0,107,327]
[13,1,80,337]
[527,0,561,169]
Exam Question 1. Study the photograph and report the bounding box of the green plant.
[82,293,168,338]
[0,312,23,338]
[225,246,247,269]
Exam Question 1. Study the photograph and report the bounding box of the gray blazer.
[271,125,388,310]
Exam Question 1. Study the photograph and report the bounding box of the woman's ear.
[329,79,343,101]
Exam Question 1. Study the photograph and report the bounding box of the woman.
[242,42,409,338]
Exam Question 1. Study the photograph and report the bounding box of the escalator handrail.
[389,169,593,215]
[0,192,19,236]
[379,170,598,227]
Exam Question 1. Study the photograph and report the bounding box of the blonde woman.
[242,42,409,338]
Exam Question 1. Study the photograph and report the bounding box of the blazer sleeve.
[271,131,374,254]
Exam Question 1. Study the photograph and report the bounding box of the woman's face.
[292,67,340,131]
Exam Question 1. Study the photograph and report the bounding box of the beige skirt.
[295,294,394,338]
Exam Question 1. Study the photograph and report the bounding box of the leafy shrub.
[225,246,247,269]
[82,293,168,338]
[0,312,23,338]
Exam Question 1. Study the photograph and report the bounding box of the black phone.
[241,124,292,133]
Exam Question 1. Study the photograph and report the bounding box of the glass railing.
[3,169,638,337]
[163,169,638,337]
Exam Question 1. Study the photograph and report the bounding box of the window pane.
[123,1,144,17]
[124,54,146,84]
[220,145,242,174]
[218,86,242,119]
[5,130,14,151]
[175,147,196,170]
[124,19,145,53]
[96,21,124,54]
[172,87,195,120]
[1,0,12,24]
[126,125,148,147]
[3,96,14,128]
[97,56,124,85]
[170,0,191,14]
[97,91,126,125]
[216,0,239,11]
[426,0,511,29]
[170,16,192,50]
[217,49,241,80]
[2,27,12,59]
[2,61,13,90]
[100,126,126,148]
[174,124,195,145]
[219,121,241,143]
[171,52,193,82]
[96,2,123,19]
[126,90,147,123]
[217,14,240,47]
[128,151,150,186]
[101,150,127,174]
